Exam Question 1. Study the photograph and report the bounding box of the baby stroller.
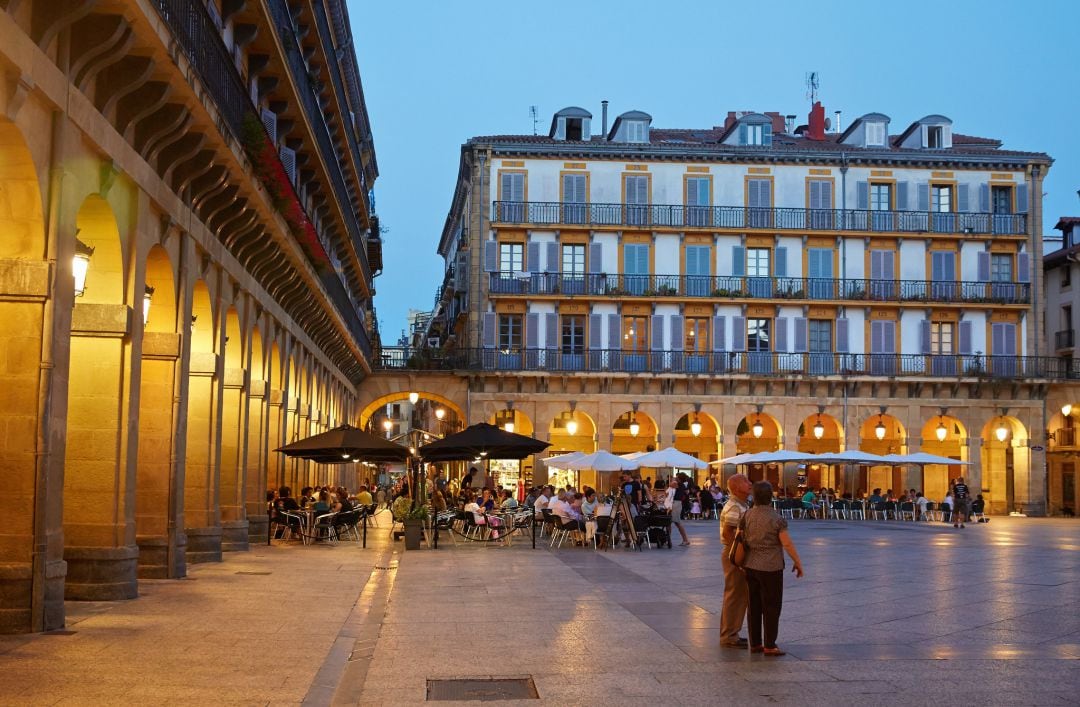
[642,509,673,549]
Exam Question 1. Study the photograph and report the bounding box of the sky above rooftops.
[352,0,1079,342]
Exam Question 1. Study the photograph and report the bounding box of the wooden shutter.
[1016,184,1029,213]
[669,315,684,351]
[607,314,620,350]
[482,312,497,348]
[527,242,540,273]
[712,315,726,352]
[546,242,558,273]
[836,318,849,353]
[774,247,787,278]
[957,184,970,212]
[588,242,603,273]
[553,117,566,141]
[731,316,747,351]
[279,147,297,184]
[260,107,278,143]
[545,313,558,349]
[762,123,772,146]
[794,317,808,353]
[484,241,498,272]
[958,320,973,355]
[979,184,991,213]
[502,172,524,202]
[977,252,991,281]
[856,181,869,210]
[738,124,747,145]
[917,183,930,211]
[1017,253,1030,283]
[732,246,745,276]
[992,322,1017,356]
[775,317,789,352]
[589,313,603,350]
[919,319,931,355]
[896,181,909,211]
[650,315,664,351]
[810,180,832,209]
[526,312,539,349]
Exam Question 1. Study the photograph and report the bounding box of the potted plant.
[392,496,429,550]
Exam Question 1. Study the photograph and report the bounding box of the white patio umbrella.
[813,450,892,465]
[543,451,586,469]
[710,452,759,466]
[634,447,709,470]
[750,450,823,464]
[562,450,641,472]
[881,452,971,466]
[620,451,650,461]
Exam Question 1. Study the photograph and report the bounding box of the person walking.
[742,480,804,656]
[665,479,691,547]
[719,473,752,648]
[953,477,971,528]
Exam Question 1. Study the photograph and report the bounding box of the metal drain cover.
[426,677,538,701]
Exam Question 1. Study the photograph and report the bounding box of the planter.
[403,519,424,550]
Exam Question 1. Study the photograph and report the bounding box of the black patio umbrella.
[419,422,550,461]
[275,424,411,463]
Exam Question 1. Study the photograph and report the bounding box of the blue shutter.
[484,241,498,272]
[526,312,539,349]
[896,181,909,211]
[774,247,787,278]
[650,315,664,351]
[958,320,973,355]
[919,319,931,355]
[884,321,896,354]
[738,124,747,145]
[589,313,603,349]
[957,184,970,212]
[870,321,884,354]
[775,317,788,352]
[731,316,746,351]
[482,312,497,348]
[977,252,990,281]
[1016,184,1029,213]
[917,183,930,211]
[794,317,808,353]
[836,318,849,353]
[856,181,869,210]
[545,313,558,349]
[670,315,684,351]
[732,246,745,276]
[588,242,603,273]
[527,242,540,273]
[1017,253,1030,283]
[607,314,619,350]
[546,242,558,273]
[978,184,991,212]
[762,123,772,146]
[713,315,726,352]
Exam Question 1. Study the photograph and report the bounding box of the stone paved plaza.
[1,515,1078,706]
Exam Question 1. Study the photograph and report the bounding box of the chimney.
[785,114,796,134]
[834,110,842,134]
[601,100,609,136]
[805,101,826,141]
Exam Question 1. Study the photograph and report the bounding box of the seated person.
[478,488,497,512]
[356,485,373,507]
[532,487,550,518]
[867,488,884,505]
[801,488,819,514]
[552,492,585,532]
[972,494,987,521]
[915,492,930,519]
[463,490,485,524]
[312,490,331,518]
[299,486,314,508]
[581,489,599,517]
[276,486,301,512]
[499,489,519,509]
[941,493,954,521]
[333,487,353,514]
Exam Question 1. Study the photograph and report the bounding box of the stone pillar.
[219,363,248,553]
[245,377,269,545]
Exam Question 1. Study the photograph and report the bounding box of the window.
[747,318,770,352]
[746,124,763,145]
[991,186,1012,214]
[624,243,649,295]
[747,178,772,227]
[623,316,648,352]
[927,125,944,148]
[931,185,952,212]
[626,121,647,143]
[499,243,523,273]
[930,322,954,355]
[565,118,583,141]
[625,175,649,225]
[562,244,585,275]
[870,183,892,211]
[1064,265,1072,289]
[686,177,710,227]
[498,314,522,352]
[562,173,587,224]
[499,172,525,221]
[990,254,1012,282]
[808,319,833,375]
[866,122,886,146]
[746,247,770,277]
[561,315,585,355]
[1063,306,1073,332]
[685,317,709,353]
[685,245,710,296]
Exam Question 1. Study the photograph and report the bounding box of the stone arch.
[919,414,967,503]
[0,118,50,631]
[612,409,658,455]
[135,244,183,579]
[359,391,465,430]
[857,413,907,496]
[981,415,1029,515]
[796,412,843,492]
[735,411,782,485]
[63,193,137,601]
[184,279,221,564]
[547,408,597,456]
[674,410,720,481]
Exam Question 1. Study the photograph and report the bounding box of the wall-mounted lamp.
[629,402,640,437]
[751,404,764,438]
[73,234,95,297]
[813,414,825,440]
[142,285,155,326]
[690,403,702,437]
[1063,403,1073,418]
[435,407,446,421]
[935,418,948,442]
[408,391,419,405]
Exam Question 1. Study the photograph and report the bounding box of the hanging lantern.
[142,285,155,326]
[994,422,1008,443]
[435,407,446,420]
[935,419,948,442]
[629,417,640,437]
[874,415,887,440]
[72,236,94,297]
[813,415,825,440]
[752,416,764,438]
[690,417,702,437]
[566,416,578,436]
[1063,403,1073,418]
[408,392,419,405]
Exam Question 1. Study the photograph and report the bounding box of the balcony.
[1056,329,1075,350]
[374,348,1078,380]
[487,273,1031,305]
[491,201,1028,236]
[1051,427,1077,449]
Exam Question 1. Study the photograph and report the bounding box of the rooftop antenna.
[806,71,819,104]
[529,105,539,136]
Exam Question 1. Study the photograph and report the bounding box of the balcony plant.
[658,285,678,296]
[392,496,429,550]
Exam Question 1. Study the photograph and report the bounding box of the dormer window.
[550,107,592,141]
[608,110,652,143]
[866,122,886,146]
[626,121,647,143]
[745,124,764,145]
[565,118,585,140]
[927,125,944,148]
[897,115,953,150]
[723,114,773,147]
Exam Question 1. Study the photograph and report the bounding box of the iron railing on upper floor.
[491,201,1028,236]
[373,347,1078,380]
[1055,329,1076,349]
[486,272,1031,305]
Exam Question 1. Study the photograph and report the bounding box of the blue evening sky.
[352,0,1080,341]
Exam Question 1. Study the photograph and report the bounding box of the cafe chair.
[899,502,916,521]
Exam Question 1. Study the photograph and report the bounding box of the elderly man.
[719,473,752,648]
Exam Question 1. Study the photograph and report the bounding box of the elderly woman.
[742,480,804,656]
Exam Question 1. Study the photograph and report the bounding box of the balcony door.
[624,243,649,295]
[686,245,710,297]
[807,248,833,299]
[869,319,897,375]
[562,173,587,225]
[747,247,771,298]
[991,321,1017,377]
[930,251,957,300]
[625,175,649,226]
[869,249,895,300]
[808,179,833,229]
[808,319,833,375]
[870,183,894,231]
[686,177,710,227]
[747,317,771,374]
[500,172,525,222]
[747,178,772,228]
[562,244,585,295]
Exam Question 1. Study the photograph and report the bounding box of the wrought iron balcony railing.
[1055,329,1075,349]
[374,347,1077,380]
[487,272,1030,305]
[492,201,1028,236]
[1051,427,1077,448]
[150,0,371,359]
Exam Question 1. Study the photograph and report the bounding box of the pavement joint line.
[322,549,399,706]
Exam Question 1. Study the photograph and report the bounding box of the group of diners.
[267,484,376,542]
[792,480,986,525]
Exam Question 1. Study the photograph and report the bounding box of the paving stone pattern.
[0,517,1077,706]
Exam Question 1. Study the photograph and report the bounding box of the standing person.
[719,473,752,648]
[953,477,971,528]
[743,481,804,656]
[665,479,691,547]
[462,467,476,490]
